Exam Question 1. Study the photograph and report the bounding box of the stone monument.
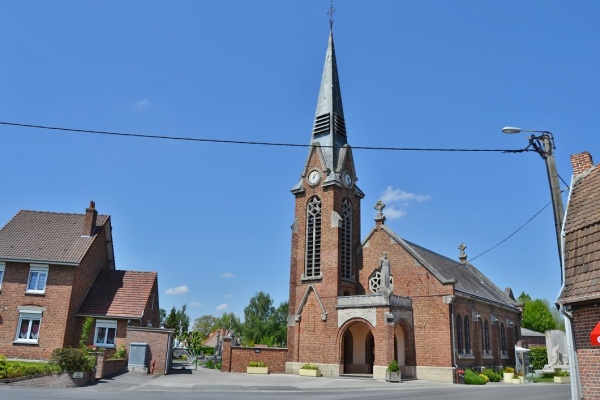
[542,330,569,372]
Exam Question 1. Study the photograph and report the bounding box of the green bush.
[248,361,266,367]
[482,368,502,382]
[110,345,127,360]
[213,362,222,370]
[205,360,215,369]
[530,347,547,370]
[503,366,515,373]
[50,348,95,372]
[387,360,400,372]
[0,354,61,379]
[301,363,320,370]
[465,369,487,385]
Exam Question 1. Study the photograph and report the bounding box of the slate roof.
[0,210,110,265]
[78,270,157,318]
[559,164,600,304]
[366,225,518,310]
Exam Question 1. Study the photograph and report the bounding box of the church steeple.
[311,30,348,176]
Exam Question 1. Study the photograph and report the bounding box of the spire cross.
[327,1,335,31]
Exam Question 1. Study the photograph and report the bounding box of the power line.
[0,121,529,153]
[469,201,553,263]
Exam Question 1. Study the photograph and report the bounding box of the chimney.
[83,200,98,236]
[570,152,594,176]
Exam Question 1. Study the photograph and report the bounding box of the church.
[284,27,521,383]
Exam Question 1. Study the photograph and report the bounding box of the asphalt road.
[0,367,571,400]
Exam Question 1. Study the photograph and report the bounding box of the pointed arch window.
[464,317,471,354]
[500,323,507,356]
[456,315,463,354]
[340,199,352,280]
[484,320,491,355]
[305,196,322,278]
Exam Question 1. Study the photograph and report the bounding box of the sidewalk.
[82,365,437,393]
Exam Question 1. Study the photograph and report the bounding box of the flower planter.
[554,376,570,384]
[511,378,521,384]
[386,371,401,383]
[503,372,514,383]
[246,367,269,374]
[299,369,321,377]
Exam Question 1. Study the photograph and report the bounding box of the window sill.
[501,354,509,359]
[13,340,39,345]
[458,354,475,360]
[25,291,46,296]
[483,354,493,359]
[341,277,355,284]
[301,275,322,283]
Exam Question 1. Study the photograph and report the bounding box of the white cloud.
[381,186,430,203]
[216,303,229,311]
[221,272,235,278]
[136,98,150,109]
[164,285,189,295]
[378,186,430,220]
[189,302,203,307]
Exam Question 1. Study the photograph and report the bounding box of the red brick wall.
[222,338,287,373]
[572,305,600,399]
[126,327,175,375]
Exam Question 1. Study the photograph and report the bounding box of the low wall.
[222,338,287,373]
[0,372,94,388]
[416,366,455,383]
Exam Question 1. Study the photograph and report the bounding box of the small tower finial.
[458,243,468,263]
[327,0,335,31]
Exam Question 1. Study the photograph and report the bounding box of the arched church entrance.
[342,321,374,374]
[394,323,406,371]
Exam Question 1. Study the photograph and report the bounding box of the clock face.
[342,171,353,188]
[308,170,321,185]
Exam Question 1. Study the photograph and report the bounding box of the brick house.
[0,201,159,360]
[285,30,521,383]
[557,152,600,399]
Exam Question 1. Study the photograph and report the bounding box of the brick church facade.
[284,29,521,383]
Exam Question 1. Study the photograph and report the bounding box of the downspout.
[449,297,458,383]
[556,177,582,400]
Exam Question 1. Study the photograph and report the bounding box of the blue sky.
[1,1,599,324]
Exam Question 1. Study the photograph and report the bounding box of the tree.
[242,292,288,347]
[193,315,218,340]
[163,304,190,338]
[159,308,166,327]
[521,299,556,333]
[216,312,242,335]
[518,291,532,305]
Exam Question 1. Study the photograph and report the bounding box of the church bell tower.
[287,25,364,366]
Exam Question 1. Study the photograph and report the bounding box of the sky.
[1,1,599,324]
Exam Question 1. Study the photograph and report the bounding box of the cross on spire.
[327,1,335,31]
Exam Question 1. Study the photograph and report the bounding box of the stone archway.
[341,321,374,374]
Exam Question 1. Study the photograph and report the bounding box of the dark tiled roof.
[78,270,157,318]
[375,225,518,310]
[559,165,600,303]
[0,210,109,264]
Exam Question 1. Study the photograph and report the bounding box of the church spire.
[311,29,347,175]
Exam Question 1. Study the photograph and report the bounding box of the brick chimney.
[570,152,594,176]
[83,200,98,236]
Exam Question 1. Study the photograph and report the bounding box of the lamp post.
[502,127,565,280]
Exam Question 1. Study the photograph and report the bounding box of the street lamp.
[502,127,565,280]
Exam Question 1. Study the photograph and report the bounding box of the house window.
[26,264,48,294]
[464,317,471,354]
[484,320,491,355]
[501,323,507,356]
[94,320,117,347]
[15,311,42,343]
[0,262,5,289]
[456,315,463,354]
[340,199,352,280]
[305,196,322,278]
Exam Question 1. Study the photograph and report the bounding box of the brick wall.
[126,327,175,375]
[222,337,287,373]
[572,305,600,399]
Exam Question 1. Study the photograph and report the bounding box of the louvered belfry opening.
[341,199,352,279]
[306,196,322,278]
[313,112,346,137]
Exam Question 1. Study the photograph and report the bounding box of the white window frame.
[94,319,117,348]
[26,264,49,294]
[15,310,43,344]
[0,262,5,290]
